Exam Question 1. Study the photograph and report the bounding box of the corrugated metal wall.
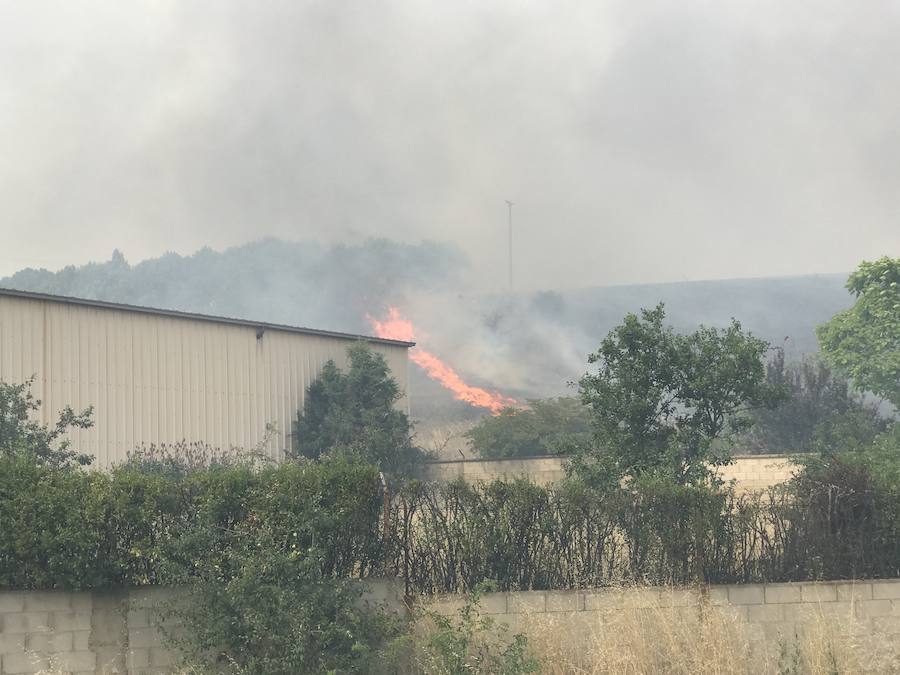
[0,294,410,467]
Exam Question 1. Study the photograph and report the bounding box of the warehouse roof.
[0,287,415,348]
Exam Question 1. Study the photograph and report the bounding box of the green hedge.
[0,457,386,590]
[0,454,898,592]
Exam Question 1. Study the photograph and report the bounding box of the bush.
[0,457,109,589]
[413,582,540,674]
[464,398,593,459]
[167,521,404,674]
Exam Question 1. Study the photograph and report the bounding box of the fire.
[369,307,518,414]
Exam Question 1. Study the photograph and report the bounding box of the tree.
[464,397,593,459]
[0,377,94,467]
[736,352,890,455]
[817,256,900,408]
[290,343,420,477]
[576,304,783,485]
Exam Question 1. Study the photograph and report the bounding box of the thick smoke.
[2,239,853,427]
[1,1,899,286]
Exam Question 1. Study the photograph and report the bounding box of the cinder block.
[622,588,661,609]
[91,609,126,642]
[835,583,873,602]
[764,584,801,604]
[872,616,900,635]
[0,633,25,654]
[800,584,837,603]
[0,651,50,674]
[22,592,71,613]
[49,651,96,672]
[872,581,900,600]
[68,593,93,613]
[728,585,765,605]
[25,630,73,653]
[477,592,508,615]
[94,645,127,673]
[762,621,799,641]
[747,604,785,623]
[149,646,178,667]
[1,613,51,635]
[91,591,126,613]
[51,611,92,632]
[744,621,765,641]
[507,592,546,614]
[583,590,623,611]
[426,596,465,617]
[0,593,25,614]
[661,588,700,607]
[856,600,894,618]
[71,630,91,651]
[126,647,151,670]
[127,608,151,628]
[128,626,163,649]
[546,591,584,613]
[702,586,730,606]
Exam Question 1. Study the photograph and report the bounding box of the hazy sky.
[1,0,898,289]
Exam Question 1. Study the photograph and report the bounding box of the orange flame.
[369,307,518,414]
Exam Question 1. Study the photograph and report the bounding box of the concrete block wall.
[428,579,900,668]
[0,589,177,675]
[3,579,897,672]
[421,454,798,491]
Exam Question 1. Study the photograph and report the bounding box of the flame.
[369,307,518,414]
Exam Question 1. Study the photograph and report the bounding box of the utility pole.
[505,200,514,291]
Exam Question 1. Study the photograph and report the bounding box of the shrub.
[167,521,404,674]
[464,397,592,459]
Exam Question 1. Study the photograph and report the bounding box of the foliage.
[736,352,890,454]
[0,455,389,591]
[784,450,900,580]
[817,256,900,408]
[0,456,110,589]
[168,522,404,674]
[577,304,784,485]
[0,377,94,467]
[2,433,900,600]
[464,397,593,459]
[414,581,540,675]
[394,476,784,592]
[291,343,422,478]
[0,239,466,336]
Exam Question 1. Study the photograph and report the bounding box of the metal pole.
[506,200,514,291]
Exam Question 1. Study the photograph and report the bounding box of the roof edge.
[0,287,415,348]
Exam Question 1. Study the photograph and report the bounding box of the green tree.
[817,256,900,408]
[290,343,420,477]
[736,352,890,454]
[0,377,93,467]
[576,304,783,485]
[464,397,593,459]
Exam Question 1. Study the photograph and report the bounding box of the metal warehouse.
[0,288,413,467]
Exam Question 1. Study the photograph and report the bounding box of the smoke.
[2,1,899,286]
[1,239,853,425]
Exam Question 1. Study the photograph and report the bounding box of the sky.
[1,0,898,290]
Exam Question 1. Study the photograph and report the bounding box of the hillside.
[1,240,852,426]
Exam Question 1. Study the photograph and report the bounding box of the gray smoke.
[1,1,899,287]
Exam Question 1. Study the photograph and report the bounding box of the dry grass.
[515,587,900,675]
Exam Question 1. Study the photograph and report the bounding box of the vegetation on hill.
[464,397,592,459]
[735,352,891,455]
[1,238,853,417]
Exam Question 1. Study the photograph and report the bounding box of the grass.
[514,586,900,674]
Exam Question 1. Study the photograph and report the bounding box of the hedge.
[0,455,898,592]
